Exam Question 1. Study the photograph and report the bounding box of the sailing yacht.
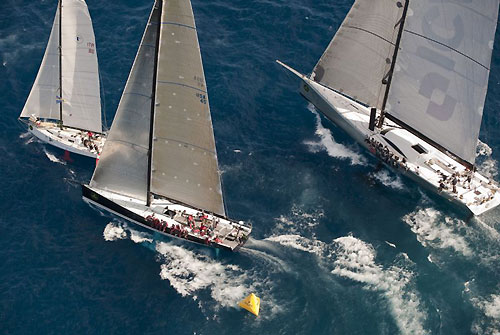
[278,0,500,216]
[19,0,105,158]
[82,0,252,251]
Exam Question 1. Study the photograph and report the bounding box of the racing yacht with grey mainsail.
[278,0,500,215]
[19,0,105,158]
[82,0,251,251]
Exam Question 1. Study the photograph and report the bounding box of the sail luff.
[90,1,161,202]
[59,0,63,127]
[150,0,226,216]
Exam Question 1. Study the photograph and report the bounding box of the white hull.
[82,186,252,251]
[25,119,105,159]
[285,65,500,216]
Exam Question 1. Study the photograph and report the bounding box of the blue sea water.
[1,0,500,334]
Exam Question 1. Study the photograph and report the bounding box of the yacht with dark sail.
[82,0,251,251]
[19,0,105,158]
[278,0,500,215]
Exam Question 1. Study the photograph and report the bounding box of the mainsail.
[385,0,499,165]
[20,0,101,133]
[150,0,225,216]
[91,0,226,216]
[60,0,102,133]
[91,2,161,202]
[312,0,404,108]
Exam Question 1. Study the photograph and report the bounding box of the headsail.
[150,0,226,216]
[312,0,404,108]
[90,2,161,202]
[60,0,102,133]
[20,6,61,121]
[386,0,500,165]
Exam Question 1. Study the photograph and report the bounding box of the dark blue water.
[1,0,500,334]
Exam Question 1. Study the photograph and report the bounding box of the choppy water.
[1,0,500,334]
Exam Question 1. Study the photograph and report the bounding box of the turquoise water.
[1,0,500,334]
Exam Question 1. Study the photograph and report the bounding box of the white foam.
[233,149,242,153]
[332,236,426,335]
[103,222,127,241]
[129,230,153,244]
[385,241,397,248]
[476,140,498,179]
[266,234,427,334]
[470,293,500,335]
[43,148,66,165]
[402,208,472,257]
[156,242,251,307]
[304,104,366,165]
[371,170,405,190]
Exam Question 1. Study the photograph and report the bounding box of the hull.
[25,119,105,158]
[299,76,500,216]
[82,185,251,252]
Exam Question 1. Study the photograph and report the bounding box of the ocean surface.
[1,0,500,334]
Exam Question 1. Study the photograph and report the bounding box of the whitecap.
[103,222,127,241]
[43,148,66,165]
[370,169,405,190]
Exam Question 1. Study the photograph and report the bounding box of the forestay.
[60,0,101,133]
[150,0,225,216]
[312,0,403,108]
[386,0,499,165]
[90,2,161,202]
[20,6,61,121]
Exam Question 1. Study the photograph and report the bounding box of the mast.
[377,0,409,128]
[58,0,63,129]
[146,0,162,207]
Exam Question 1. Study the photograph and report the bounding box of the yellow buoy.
[238,293,260,316]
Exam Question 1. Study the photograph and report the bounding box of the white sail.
[312,0,404,108]
[386,0,499,164]
[90,2,161,202]
[60,0,101,133]
[20,6,61,121]
[150,0,226,216]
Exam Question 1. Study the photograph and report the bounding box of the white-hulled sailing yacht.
[19,0,105,158]
[82,0,251,251]
[278,0,500,216]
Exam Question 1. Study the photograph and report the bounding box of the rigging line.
[344,25,396,46]
[403,29,490,70]
[58,0,63,128]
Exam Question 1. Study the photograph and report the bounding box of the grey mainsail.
[312,0,404,108]
[386,0,499,165]
[150,0,225,216]
[20,6,61,121]
[90,2,161,202]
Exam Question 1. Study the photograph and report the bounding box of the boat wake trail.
[464,280,500,335]
[369,169,405,190]
[43,148,66,165]
[102,221,280,316]
[266,234,427,335]
[402,207,472,257]
[304,104,366,166]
